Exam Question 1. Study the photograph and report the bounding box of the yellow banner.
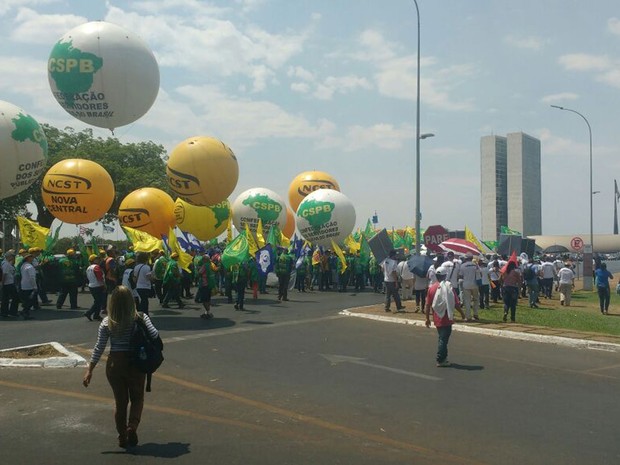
[123,226,163,253]
[167,227,193,272]
[17,216,49,250]
[245,223,258,256]
[331,240,348,274]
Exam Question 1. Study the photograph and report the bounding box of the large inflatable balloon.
[118,188,175,238]
[282,207,295,239]
[231,188,287,233]
[47,21,159,130]
[41,159,114,224]
[296,189,356,247]
[288,170,340,212]
[0,101,48,200]
[174,198,231,241]
[166,136,239,206]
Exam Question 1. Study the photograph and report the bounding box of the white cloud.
[352,29,474,111]
[312,75,372,101]
[291,82,310,93]
[558,53,612,71]
[10,7,86,44]
[0,0,57,16]
[103,5,312,91]
[503,34,546,51]
[598,68,620,88]
[287,66,315,82]
[608,17,620,35]
[319,123,414,152]
[541,92,579,104]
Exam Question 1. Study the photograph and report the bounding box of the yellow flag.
[17,216,49,249]
[280,231,290,248]
[226,217,233,243]
[344,234,360,254]
[167,227,193,272]
[465,225,486,253]
[312,248,321,265]
[256,219,266,248]
[245,223,258,256]
[123,226,163,253]
[331,240,347,274]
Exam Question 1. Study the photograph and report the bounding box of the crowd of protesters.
[0,242,614,322]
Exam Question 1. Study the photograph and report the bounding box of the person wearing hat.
[425,265,464,367]
[1,250,20,317]
[557,261,575,307]
[30,247,53,308]
[458,252,481,321]
[18,253,37,320]
[382,249,405,312]
[162,253,184,308]
[84,254,105,321]
[56,249,81,310]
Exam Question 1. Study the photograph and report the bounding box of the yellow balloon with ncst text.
[288,170,340,213]
[118,187,175,238]
[174,198,231,241]
[41,158,114,224]
[166,136,239,206]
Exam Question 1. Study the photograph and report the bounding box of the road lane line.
[154,372,487,465]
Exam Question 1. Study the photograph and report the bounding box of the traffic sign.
[423,224,449,253]
[570,236,584,251]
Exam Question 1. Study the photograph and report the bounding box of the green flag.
[44,223,63,254]
[360,234,371,266]
[403,229,414,250]
[222,232,250,269]
[483,240,498,252]
[500,225,521,236]
[364,219,376,239]
[267,224,281,249]
[391,228,405,248]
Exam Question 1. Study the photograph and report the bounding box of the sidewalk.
[341,303,620,353]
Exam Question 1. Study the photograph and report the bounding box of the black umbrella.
[407,255,434,278]
[543,244,569,254]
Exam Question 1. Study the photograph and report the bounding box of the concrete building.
[481,132,541,241]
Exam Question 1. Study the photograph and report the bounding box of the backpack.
[431,281,456,320]
[523,265,535,281]
[130,313,164,392]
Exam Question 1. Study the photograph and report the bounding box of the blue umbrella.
[407,255,434,278]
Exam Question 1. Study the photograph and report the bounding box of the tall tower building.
[480,132,541,241]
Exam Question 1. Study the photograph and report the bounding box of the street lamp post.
[413,0,422,256]
[550,104,594,290]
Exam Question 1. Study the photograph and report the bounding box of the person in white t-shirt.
[558,263,575,306]
[459,253,481,321]
[397,259,414,301]
[133,252,153,315]
[539,257,556,299]
[382,250,404,312]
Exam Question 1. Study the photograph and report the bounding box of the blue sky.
[2,0,620,241]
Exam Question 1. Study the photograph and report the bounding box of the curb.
[0,342,88,368]
[339,310,620,353]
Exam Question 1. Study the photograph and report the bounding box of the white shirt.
[488,262,501,281]
[133,263,153,289]
[480,265,490,285]
[2,260,15,285]
[459,260,480,290]
[413,275,428,291]
[86,264,104,288]
[427,265,437,284]
[20,262,37,290]
[122,268,139,297]
[558,267,575,284]
[383,258,398,283]
[442,260,460,287]
[397,261,414,280]
[540,261,556,279]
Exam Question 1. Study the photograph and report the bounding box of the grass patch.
[478,289,620,336]
[0,344,64,359]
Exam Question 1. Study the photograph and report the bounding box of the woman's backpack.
[130,313,164,392]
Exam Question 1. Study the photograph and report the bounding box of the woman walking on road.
[83,286,159,448]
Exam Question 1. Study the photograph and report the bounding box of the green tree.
[0,124,171,228]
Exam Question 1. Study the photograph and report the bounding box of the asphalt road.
[1,288,619,465]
